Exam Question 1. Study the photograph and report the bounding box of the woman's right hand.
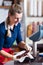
[12,55,17,61]
[12,50,29,60]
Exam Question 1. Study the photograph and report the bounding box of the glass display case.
[24,0,43,45]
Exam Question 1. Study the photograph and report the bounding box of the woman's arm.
[18,41,32,52]
[0,50,16,60]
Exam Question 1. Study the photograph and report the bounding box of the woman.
[0,4,33,63]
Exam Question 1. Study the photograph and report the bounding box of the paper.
[27,52,34,59]
[15,56,27,62]
[14,50,34,62]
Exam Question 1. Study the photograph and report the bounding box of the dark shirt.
[0,22,23,50]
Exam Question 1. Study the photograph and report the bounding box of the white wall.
[0,9,8,23]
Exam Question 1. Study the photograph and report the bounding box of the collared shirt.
[5,21,18,30]
[0,22,23,50]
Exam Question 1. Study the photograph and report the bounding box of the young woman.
[0,4,33,63]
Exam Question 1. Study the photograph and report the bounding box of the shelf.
[26,17,43,26]
[27,17,43,21]
[27,16,43,18]
[27,17,43,20]
[0,6,10,9]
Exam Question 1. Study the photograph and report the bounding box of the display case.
[24,0,43,45]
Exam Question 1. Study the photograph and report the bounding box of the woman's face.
[9,13,22,24]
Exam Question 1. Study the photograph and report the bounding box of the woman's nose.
[15,19,17,22]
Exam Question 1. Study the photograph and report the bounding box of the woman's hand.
[18,41,32,52]
[25,44,32,52]
[12,55,17,60]
[12,50,29,60]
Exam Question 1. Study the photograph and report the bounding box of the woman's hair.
[9,4,23,15]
